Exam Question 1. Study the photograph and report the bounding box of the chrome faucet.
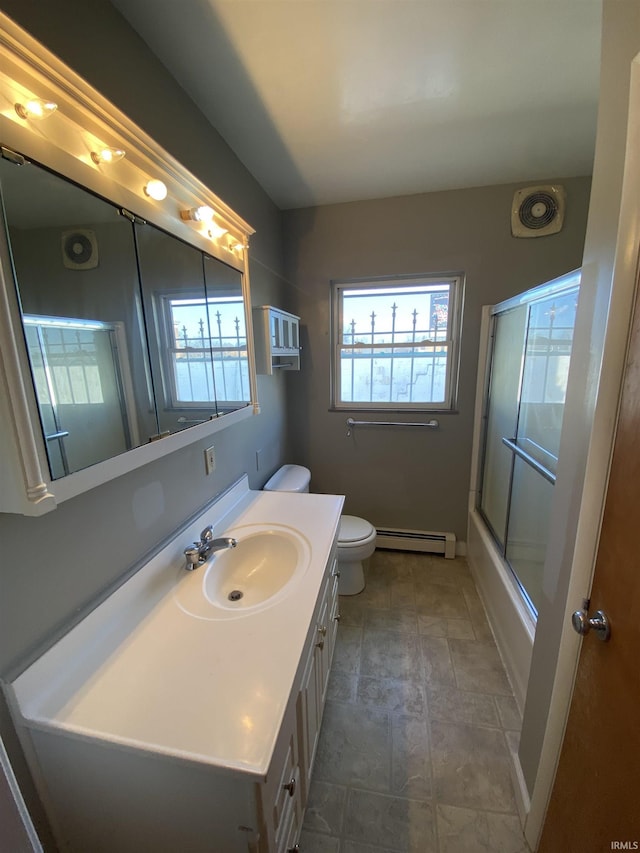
[183,524,237,570]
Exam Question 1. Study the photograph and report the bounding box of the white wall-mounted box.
[253,306,301,374]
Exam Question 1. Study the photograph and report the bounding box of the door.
[538,278,640,847]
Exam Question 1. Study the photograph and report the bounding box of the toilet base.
[338,558,366,596]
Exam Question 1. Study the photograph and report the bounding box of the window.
[160,293,249,408]
[331,275,463,410]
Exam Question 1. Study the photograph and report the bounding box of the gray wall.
[282,178,591,541]
[0,2,294,847]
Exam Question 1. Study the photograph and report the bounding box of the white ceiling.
[111,0,602,210]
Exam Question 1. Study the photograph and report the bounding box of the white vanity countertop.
[10,477,344,780]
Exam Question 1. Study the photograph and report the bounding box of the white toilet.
[263,464,376,595]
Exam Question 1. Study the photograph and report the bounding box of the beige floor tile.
[420,635,456,687]
[389,580,417,609]
[426,684,500,728]
[338,596,367,627]
[357,674,427,716]
[344,788,437,852]
[327,669,358,703]
[333,625,363,675]
[360,629,423,680]
[391,713,432,799]
[437,803,529,853]
[365,607,419,634]
[449,639,513,697]
[431,720,517,813]
[302,780,347,836]
[342,842,398,853]
[495,694,522,731]
[298,830,341,852]
[417,614,476,639]
[415,582,471,619]
[313,701,391,791]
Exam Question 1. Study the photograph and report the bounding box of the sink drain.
[228,589,244,602]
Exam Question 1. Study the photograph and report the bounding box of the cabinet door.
[296,636,320,803]
[315,589,332,714]
[327,560,340,666]
[269,734,300,853]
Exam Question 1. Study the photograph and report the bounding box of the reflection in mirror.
[135,222,251,434]
[134,221,219,434]
[203,254,250,413]
[0,156,159,479]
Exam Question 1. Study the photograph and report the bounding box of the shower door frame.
[476,269,581,618]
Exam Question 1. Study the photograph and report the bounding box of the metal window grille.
[166,298,249,405]
[332,277,462,409]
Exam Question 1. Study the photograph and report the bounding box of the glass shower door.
[478,271,580,616]
[23,316,132,478]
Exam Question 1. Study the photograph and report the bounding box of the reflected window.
[160,294,249,407]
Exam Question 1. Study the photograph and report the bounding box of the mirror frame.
[0,13,259,515]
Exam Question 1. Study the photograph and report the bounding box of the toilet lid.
[339,515,374,543]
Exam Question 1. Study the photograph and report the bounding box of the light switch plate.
[204,445,216,475]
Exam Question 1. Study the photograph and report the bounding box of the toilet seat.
[339,515,375,546]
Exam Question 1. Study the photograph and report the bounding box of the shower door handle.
[571,601,611,641]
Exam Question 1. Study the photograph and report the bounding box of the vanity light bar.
[0,35,253,262]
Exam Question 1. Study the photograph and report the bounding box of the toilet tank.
[263,464,311,493]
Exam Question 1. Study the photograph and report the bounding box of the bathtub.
[467,504,535,712]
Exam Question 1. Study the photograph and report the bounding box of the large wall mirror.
[0,11,257,514]
[0,154,252,482]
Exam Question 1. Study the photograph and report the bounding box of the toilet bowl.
[263,465,376,596]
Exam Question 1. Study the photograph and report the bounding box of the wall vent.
[375,527,456,559]
[62,229,98,270]
[511,184,565,238]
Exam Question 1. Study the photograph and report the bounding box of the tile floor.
[300,549,531,853]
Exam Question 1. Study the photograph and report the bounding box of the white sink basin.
[174,523,311,620]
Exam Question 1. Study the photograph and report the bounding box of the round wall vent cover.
[61,229,99,269]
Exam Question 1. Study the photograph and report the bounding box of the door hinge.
[1,146,27,166]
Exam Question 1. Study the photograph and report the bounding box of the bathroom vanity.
[7,477,344,852]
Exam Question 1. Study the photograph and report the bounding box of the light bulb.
[91,147,126,165]
[15,99,58,120]
[208,223,228,239]
[144,179,168,201]
[180,205,214,223]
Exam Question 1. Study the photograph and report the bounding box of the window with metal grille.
[331,275,463,410]
[161,294,249,407]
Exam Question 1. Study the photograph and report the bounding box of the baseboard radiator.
[375,527,456,559]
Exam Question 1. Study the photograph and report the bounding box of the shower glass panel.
[479,305,527,545]
[516,288,578,473]
[504,456,555,613]
[478,269,580,618]
[23,316,131,478]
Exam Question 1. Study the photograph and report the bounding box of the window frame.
[330,273,464,412]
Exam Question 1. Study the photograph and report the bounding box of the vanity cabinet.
[254,306,301,374]
[10,484,342,853]
[296,558,339,804]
